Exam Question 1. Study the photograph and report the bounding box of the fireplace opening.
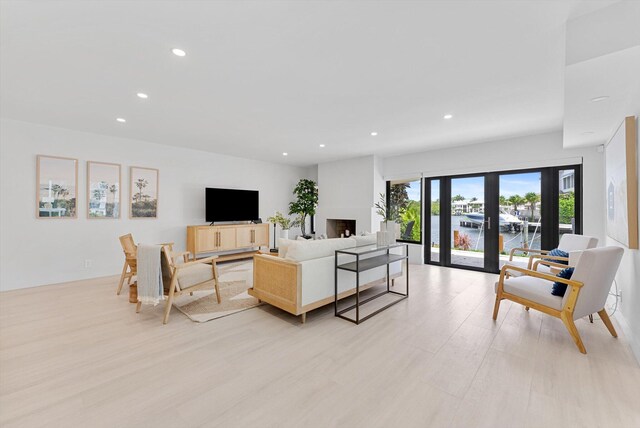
[326,219,356,238]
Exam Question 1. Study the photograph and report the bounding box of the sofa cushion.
[351,233,377,247]
[278,238,296,258]
[285,238,356,262]
[177,263,213,289]
[495,276,563,310]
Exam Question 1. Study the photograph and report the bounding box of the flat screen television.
[205,188,259,223]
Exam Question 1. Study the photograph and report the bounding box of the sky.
[406,172,542,202]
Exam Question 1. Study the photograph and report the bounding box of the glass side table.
[334,243,409,324]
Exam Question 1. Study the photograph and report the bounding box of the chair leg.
[560,312,586,354]
[163,295,174,324]
[212,263,221,304]
[492,295,502,320]
[136,301,142,313]
[300,313,306,324]
[117,262,128,295]
[598,309,618,338]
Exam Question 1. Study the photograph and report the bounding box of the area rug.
[172,260,261,322]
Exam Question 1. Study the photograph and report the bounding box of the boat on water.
[464,211,523,230]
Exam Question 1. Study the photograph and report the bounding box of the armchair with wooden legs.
[117,234,186,295]
[117,234,137,295]
[493,246,624,354]
[501,233,598,276]
[136,245,221,324]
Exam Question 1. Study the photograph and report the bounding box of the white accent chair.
[502,234,599,275]
[493,246,624,354]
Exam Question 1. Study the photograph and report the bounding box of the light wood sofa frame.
[249,254,400,323]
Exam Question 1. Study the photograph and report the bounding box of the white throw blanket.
[137,244,164,305]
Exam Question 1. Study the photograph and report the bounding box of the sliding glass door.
[449,175,487,269]
[423,165,582,273]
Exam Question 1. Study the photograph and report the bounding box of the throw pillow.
[546,248,569,264]
[551,267,574,297]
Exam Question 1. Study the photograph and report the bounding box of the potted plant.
[374,192,401,244]
[289,179,319,238]
[267,212,300,240]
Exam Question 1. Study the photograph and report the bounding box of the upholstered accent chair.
[493,246,624,354]
[135,245,221,324]
[502,233,599,275]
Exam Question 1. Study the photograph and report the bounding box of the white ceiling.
[0,0,620,166]
[562,1,640,148]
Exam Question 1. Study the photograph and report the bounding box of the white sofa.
[249,235,404,322]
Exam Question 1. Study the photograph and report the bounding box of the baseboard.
[614,311,640,367]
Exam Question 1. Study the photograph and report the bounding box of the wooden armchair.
[493,246,624,354]
[117,234,184,295]
[117,234,137,295]
[136,245,221,324]
[502,233,598,275]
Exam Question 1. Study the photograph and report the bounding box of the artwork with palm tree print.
[87,161,121,219]
[36,155,78,219]
[130,167,158,218]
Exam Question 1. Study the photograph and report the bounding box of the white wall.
[607,116,640,364]
[384,131,605,241]
[315,155,383,237]
[0,119,313,291]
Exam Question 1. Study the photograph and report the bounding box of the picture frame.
[87,161,121,219]
[130,166,159,218]
[36,155,78,219]
[605,116,638,249]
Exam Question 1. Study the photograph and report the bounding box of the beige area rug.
[173,260,261,322]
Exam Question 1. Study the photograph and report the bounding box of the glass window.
[499,172,542,264]
[389,179,421,243]
[559,169,576,240]
[430,180,440,262]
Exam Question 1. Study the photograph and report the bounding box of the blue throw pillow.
[546,248,569,265]
[551,267,574,297]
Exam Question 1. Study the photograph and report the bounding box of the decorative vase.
[379,221,398,244]
[280,229,290,240]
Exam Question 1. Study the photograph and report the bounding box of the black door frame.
[423,164,583,274]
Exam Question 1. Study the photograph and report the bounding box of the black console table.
[334,243,409,324]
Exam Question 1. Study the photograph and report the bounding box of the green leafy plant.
[267,211,300,230]
[559,192,575,224]
[508,194,525,212]
[289,179,318,237]
[375,193,401,222]
[400,200,421,241]
[524,192,540,221]
[431,199,440,216]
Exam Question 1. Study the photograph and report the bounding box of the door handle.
[485,217,491,230]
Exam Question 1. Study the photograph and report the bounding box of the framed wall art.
[87,161,121,219]
[130,166,159,218]
[605,116,638,249]
[36,155,78,219]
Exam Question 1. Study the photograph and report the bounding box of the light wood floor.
[1,264,639,427]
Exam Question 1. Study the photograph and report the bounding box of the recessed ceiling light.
[171,48,186,57]
[319,144,326,148]
[116,118,126,123]
[444,114,453,119]
[370,132,378,136]
[282,152,288,156]
[590,96,609,102]
[136,92,148,99]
